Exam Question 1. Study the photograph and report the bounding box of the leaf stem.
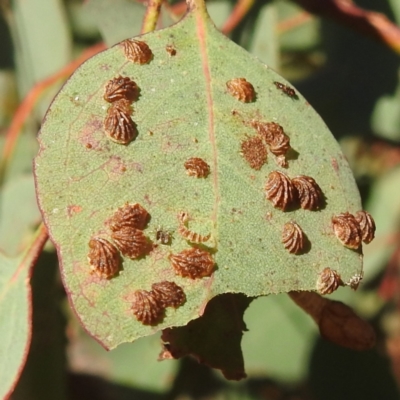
[186,0,207,14]
[221,0,255,34]
[141,0,164,34]
[12,223,49,284]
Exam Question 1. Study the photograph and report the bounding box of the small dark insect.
[120,39,153,64]
[355,210,375,244]
[281,221,306,254]
[104,100,137,145]
[265,171,296,211]
[184,157,210,178]
[131,290,164,325]
[240,136,268,170]
[226,78,255,103]
[273,81,297,98]
[108,203,149,231]
[170,248,215,279]
[316,267,343,295]
[104,76,139,103]
[292,175,323,211]
[151,281,186,308]
[332,212,361,249]
[156,228,172,245]
[166,44,177,56]
[177,212,211,243]
[111,227,148,259]
[87,237,120,279]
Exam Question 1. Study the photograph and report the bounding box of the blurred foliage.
[2,0,400,399]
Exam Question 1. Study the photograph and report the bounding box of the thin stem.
[186,0,207,13]
[221,0,255,34]
[9,223,48,286]
[0,42,106,186]
[141,0,164,34]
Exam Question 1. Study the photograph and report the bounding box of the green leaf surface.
[68,327,178,392]
[162,293,252,380]
[363,168,400,282]
[0,175,41,256]
[0,253,30,399]
[0,227,47,399]
[34,3,362,350]
[11,0,72,95]
[242,294,316,382]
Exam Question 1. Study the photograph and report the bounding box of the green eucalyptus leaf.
[0,252,32,399]
[34,2,363,351]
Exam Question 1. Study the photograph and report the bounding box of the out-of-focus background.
[2,0,400,399]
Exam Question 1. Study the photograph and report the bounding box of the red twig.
[0,42,107,184]
[293,0,400,53]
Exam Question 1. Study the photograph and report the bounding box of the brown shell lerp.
[184,157,210,178]
[292,175,323,211]
[120,39,153,64]
[316,267,343,295]
[104,76,139,103]
[104,99,137,145]
[355,210,376,244]
[111,227,148,259]
[265,171,296,211]
[108,203,149,231]
[170,248,215,279]
[131,290,164,325]
[151,281,186,308]
[226,78,255,102]
[177,212,211,243]
[332,212,361,249]
[87,237,120,279]
[240,136,268,170]
[281,221,306,254]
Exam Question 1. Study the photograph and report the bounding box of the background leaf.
[162,293,252,380]
[0,226,47,399]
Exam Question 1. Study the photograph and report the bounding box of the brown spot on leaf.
[131,290,164,325]
[166,44,177,56]
[316,267,343,294]
[332,212,362,249]
[108,203,149,231]
[111,227,148,259]
[120,39,153,64]
[292,175,324,210]
[265,171,296,211]
[251,121,291,166]
[240,136,267,170]
[104,75,139,103]
[87,237,120,279]
[226,78,255,102]
[170,248,215,279]
[151,281,186,308]
[281,221,307,254]
[184,157,210,178]
[104,99,137,145]
[67,205,82,217]
[355,210,376,244]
